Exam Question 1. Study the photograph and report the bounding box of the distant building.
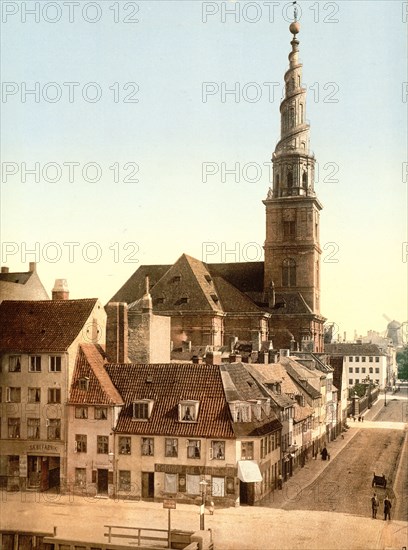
[0,263,48,302]
[325,343,388,388]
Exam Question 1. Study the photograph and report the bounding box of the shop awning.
[237,461,263,483]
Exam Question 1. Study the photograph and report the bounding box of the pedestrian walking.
[383,495,392,521]
[371,493,379,519]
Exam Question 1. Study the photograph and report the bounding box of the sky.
[1,0,407,341]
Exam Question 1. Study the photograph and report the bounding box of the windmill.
[382,314,404,347]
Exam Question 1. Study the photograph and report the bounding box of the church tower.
[264,18,323,317]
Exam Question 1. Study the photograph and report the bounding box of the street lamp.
[199,479,208,530]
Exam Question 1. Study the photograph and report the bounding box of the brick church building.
[110,21,325,354]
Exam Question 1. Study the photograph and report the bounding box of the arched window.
[287,171,293,189]
[282,258,296,287]
[300,103,304,123]
[302,172,308,189]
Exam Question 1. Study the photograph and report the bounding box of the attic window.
[210,294,219,303]
[155,297,165,305]
[176,297,189,305]
[173,275,181,283]
[78,377,89,391]
[229,402,251,422]
[179,400,199,422]
[205,275,212,283]
[132,400,154,420]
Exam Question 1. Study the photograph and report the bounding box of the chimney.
[52,279,69,300]
[192,355,203,365]
[29,262,37,272]
[205,351,222,366]
[106,302,128,363]
[229,353,242,363]
[1,267,9,273]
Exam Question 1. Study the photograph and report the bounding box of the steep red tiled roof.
[0,299,99,352]
[69,344,123,406]
[105,363,235,439]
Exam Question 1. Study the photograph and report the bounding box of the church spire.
[268,15,316,199]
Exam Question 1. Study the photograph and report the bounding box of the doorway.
[239,481,255,505]
[141,472,154,498]
[97,469,109,495]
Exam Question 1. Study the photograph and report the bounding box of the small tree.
[397,346,408,380]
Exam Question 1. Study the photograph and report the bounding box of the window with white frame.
[48,388,61,403]
[75,406,88,419]
[349,379,353,385]
[119,436,131,454]
[229,402,251,422]
[94,407,108,420]
[28,388,41,403]
[375,357,379,363]
[29,356,42,372]
[186,474,200,494]
[49,356,62,372]
[210,441,225,460]
[241,441,254,460]
[8,418,20,438]
[349,367,353,373]
[47,419,61,440]
[119,470,131,491]
[165,438,178,457]
[27,418,40,439]
[133,400,153,420]
[369,357,373,362]
[349,357,353,362]
[75,434,87,453]
[97,435,109,454]
[141,437,154,456]
[187,439,201,459]
[9,356,21,372]
[375,367,380,374]
[75,468,86,487]
[164,473,178,494]
[78,378,89,391]
[7,387,21,403]
[179,401,199,422]
[212,477,225,497]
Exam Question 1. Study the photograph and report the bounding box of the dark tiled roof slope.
[221,363,282,437]
[325,343,386,356]
[108,264,171,304]
[213,277,267,314]
[280,357,322,400]
[208,262,264,293]
[69,344,123,406]
[105,363,235,439]
[0,299,99,352]
[0,272,32,284]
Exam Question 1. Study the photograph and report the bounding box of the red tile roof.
[105,363,236,439]
[69,344,123,406]
[0,299,99,352]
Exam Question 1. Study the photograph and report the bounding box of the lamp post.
[199,479,208,530]
[384,385,387,407]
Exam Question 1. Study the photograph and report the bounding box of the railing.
[104,525,169,546]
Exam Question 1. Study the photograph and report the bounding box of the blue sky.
[1,0,407,340]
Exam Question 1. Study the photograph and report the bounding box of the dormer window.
[249,400,262,421]
[210,294,219,303]
[229,402,251,422]
[205,274,212,283]
[172,275,181,283]
[132,400,154,420]
[179,400,199,422]
[176,297,189,305]
[78,377,89,391]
